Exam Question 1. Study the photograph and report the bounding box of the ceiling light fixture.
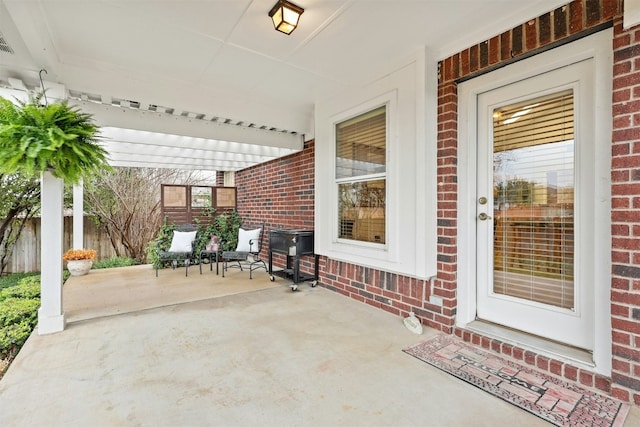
[268,0,304,35]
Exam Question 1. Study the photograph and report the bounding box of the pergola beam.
[74,100,304,151]
[101,128,297,157]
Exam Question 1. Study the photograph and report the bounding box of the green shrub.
[0,272,39,291]
[0,278,40,301]
[92,257,138,269]
[0,298,40,359]
[211,210,242,251]
[0,298,39,328]
[0,297,40,358]
[17,275,40,287]
[147,210,243,269]
[0,320,36,358]
[0,274,41,359]
[146,220,177,269]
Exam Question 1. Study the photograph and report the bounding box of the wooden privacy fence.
[161,184,237,226]
[5,216,125,273]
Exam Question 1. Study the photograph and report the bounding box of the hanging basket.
[0,95,112,184]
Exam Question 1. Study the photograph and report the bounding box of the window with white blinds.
[336,106,386,244]
[336,106,386,179]
[492,89,575,309]
[493,89,574,150]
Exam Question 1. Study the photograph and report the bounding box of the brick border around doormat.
[403,334,630,426]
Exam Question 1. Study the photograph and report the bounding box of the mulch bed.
[0,348,19,381]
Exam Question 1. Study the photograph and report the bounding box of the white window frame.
[334,100,390,249]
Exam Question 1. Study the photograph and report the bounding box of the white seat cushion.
[168,230,197,252]
[236,228,261,252]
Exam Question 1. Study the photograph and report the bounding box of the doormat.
[403,334,630,427]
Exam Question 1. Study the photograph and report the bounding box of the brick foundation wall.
[320,259,453,332]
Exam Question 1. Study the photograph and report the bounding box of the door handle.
[478,212,492,221]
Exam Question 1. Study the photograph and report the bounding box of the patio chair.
[221,223,267,279]
[155,223,198,277]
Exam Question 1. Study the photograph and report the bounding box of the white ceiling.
[0,0,568,171]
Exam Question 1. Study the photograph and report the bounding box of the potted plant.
[62,249,96,276]
[0,93,112,183]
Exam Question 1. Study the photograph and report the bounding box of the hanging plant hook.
[38,68,48,105]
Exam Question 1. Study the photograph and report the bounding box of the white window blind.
[492,89,575,309]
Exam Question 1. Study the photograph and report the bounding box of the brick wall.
[235,0,640,403]
[235,139,314,230]
[611,9,640,404]
[235,139,315,270]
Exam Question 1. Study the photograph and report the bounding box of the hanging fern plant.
[0,94,112,183]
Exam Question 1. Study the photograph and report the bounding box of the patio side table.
[199,250,220,275]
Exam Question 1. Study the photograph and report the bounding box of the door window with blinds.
[492,89,574,309]
[336,105,386,244]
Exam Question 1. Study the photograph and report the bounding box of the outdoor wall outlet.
[429,295,444,306]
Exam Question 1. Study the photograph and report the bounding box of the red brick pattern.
[611,10,640,405]
[234,140,315,266]
[440,0,617,82]
[235,140,314,228]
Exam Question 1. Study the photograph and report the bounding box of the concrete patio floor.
[0,265,638,426]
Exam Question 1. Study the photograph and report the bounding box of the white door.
[476,58,595,350]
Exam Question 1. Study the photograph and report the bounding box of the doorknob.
[478,212,492,221]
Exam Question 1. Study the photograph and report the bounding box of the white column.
[415,47,438,280]
[38,171,65,334]
[73,180,84,249]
